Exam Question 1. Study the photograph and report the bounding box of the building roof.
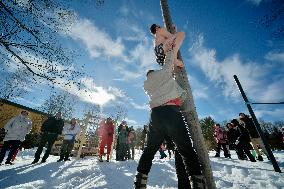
[0,98,49,116]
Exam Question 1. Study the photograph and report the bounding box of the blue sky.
[3,0,284,127]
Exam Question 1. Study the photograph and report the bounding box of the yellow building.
[0,99,48,133]
[0,99,98,157]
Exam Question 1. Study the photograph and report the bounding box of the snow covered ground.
[0,149,284,189]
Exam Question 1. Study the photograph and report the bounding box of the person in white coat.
[0,111,32,165]
[57,118,81,162]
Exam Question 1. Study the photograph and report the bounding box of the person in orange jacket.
[97,117,114,162]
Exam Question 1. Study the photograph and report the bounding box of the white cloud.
[113,64,143,81]
[247,0,262,5]
[255,108,284,121]
[68,18,126,59]
[188,34,284,103]
[112,39,157,81]
[54,77,118,106]
[130,102,149,110]
[265,52,284,63]
[124,117,138,126]
[107,87,126,98]
[188,75,209,100]
[129,41,156,69]
[258,78,284,102]
[118,6,130,16]
[68,16,156,81]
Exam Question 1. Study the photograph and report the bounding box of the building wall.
[0,102,47,134]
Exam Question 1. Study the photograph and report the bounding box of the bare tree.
[0,69,29,100]
[40,91,76,119]
[0,0,82,86]
[83,104,101,131]
[109,105,128,124]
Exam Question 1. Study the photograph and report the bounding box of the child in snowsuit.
[159,143,167,159]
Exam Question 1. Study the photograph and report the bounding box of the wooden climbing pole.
[160,0,216,188]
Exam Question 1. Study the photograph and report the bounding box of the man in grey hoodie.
[134,50,206,189]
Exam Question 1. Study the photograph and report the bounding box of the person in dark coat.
[116,122,128,161]
[226,123,238,150]
[32,112,64,164]
[239,112,267,161]
[231,119,256,162]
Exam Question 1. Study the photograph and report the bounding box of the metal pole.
[160,1,216,188]
[233,75,281,173]
[251,102,284,105]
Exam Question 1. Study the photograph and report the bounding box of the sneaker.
[64,158,71,161]
[214,153,220,157]
[5,161,13,165]
[190,175,208,189]
[41,159,46,163]
[134,172,148,189]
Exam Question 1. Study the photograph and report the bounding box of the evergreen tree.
[199,116,216,150]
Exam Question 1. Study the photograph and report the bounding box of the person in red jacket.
[97,117,114,162]
[214,123,230,158]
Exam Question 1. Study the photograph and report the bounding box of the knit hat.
[231,119,239,126]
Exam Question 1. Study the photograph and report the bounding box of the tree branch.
[0,1,44,44]
[0,40,55,82]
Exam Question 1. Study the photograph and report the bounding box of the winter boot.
[225,154,231,158]
[5,161,13,165]
[57,158,64,162]
[106,155,110,162]
[134,172,148,189]
[64,154,71,161]
[190,175,208,189]
[99,155,103,162]
[214,153,220,157]
[31,159,39,164]
[257,155,263,161]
